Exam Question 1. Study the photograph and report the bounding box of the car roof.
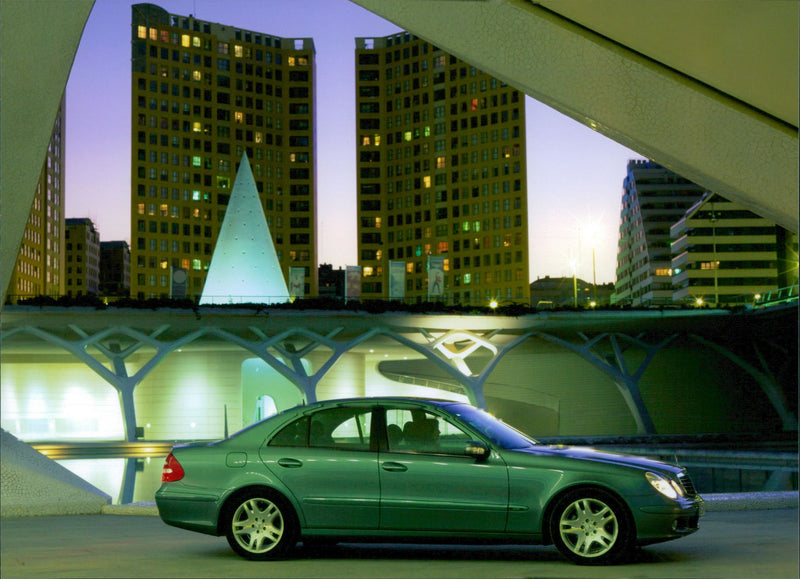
[304,396,462,408]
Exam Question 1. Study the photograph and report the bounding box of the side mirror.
[465,440,490,462]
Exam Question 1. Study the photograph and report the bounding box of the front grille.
[677,471,697,497]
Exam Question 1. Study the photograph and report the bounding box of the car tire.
[549,488,633,565]
[223,489,298,560]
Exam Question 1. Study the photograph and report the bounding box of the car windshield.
[444,403,538,450]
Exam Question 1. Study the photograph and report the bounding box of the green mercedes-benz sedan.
[155,397,704,565]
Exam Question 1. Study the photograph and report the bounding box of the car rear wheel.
[549,488,632,565]
[223,489,297,560]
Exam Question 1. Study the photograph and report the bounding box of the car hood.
[513,444,681,473]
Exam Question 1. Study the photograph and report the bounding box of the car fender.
[214,464,308,533]
[504,454,650,535]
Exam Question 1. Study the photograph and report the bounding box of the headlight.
[646,472,684,499]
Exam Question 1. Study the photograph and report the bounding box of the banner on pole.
[389,261,405,300]
[345,265,362,301]
[289,267,305,300]
[428,256,444,298]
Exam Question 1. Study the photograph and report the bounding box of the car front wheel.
[549,489,632,565]
[223,489,297,560]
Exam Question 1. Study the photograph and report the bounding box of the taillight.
[161,452,185,483]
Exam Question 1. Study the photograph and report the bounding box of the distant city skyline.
[65,0,644,286]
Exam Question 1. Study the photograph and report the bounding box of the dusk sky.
[65,0,644,285]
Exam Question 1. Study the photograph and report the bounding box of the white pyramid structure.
[200,154,289,305]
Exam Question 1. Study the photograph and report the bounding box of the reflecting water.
[57,456,166,504]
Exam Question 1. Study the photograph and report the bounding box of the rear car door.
[378,404,509,532]
[260,405,379,530]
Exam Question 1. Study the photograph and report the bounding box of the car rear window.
[268,416,309,447]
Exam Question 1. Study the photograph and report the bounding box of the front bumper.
[635,494,704,544]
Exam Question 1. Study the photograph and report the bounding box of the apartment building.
[613,160,706,306]
[355,32,528,305]
[64,218,100,297]
[100,240,131,296]
[130,3,317,300]
[5,98,65,303]
[671,193,799,305]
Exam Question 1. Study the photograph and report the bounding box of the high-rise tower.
[613,160,706,306]
[131,4,317,300]
[5,98,65,304]
[355,32,528,305]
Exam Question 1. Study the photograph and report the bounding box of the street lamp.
[569,258,578,308]
[710,201,719,306]
[592,245,597,303]
[577,219,600,305]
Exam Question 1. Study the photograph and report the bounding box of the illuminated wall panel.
[0,361,124,441]
[315,352,367,401]
[133,349,246,439]
[487,346,635,436]
[241,358,305,424]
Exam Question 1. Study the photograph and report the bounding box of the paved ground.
[1,508,797,578]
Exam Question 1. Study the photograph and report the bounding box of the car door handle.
[381,461,408,472]
[277,458,303,468]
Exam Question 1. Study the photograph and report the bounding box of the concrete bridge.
[1,303,795,444]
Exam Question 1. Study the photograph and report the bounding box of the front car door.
[378,403,509,533]
[260,404,379,530]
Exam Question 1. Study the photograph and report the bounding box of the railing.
[753,284,799,307]
[6,286,797,313]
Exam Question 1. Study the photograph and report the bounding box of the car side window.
[385,407,471,454]
[309,407,373,451]
[268,416,309,447]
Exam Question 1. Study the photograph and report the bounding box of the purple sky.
[65,0,643,285]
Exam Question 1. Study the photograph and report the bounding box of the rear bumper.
[155,487,221,536]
